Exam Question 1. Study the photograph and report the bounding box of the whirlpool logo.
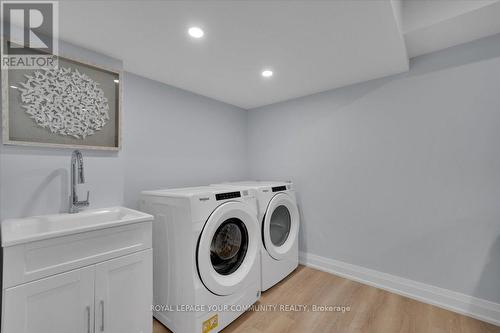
[1,1,58,69]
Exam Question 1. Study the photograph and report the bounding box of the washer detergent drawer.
[3,221,152,288]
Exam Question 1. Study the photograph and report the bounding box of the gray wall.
[247,34,500,303]
[0,48,249,219]
[122,72,249,209]
[0,41,125,219]
[2,29,499,306]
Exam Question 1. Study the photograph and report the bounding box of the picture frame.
[2,46,122,151]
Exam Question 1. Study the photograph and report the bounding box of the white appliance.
[140,186,261,333]
[212,181,299,291]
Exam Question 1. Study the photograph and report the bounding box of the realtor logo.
[1,1,58,69]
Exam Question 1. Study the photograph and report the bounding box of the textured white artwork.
[17,67,110,139]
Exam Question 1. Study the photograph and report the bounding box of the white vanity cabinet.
[1,207,154,333]
[3,265,96,333]
[94,250,152,333]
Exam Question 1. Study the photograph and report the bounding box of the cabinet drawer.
[3,221,152,288]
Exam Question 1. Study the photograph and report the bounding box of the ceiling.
[17,1,500,109]
[401,0,500,57]
[56,1,408,109]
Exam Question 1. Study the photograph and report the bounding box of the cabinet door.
[95,249,152,333]
[3,266,94,333]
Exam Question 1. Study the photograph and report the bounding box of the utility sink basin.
[1,206,153,247]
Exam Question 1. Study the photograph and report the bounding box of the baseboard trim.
[299,251,500,327]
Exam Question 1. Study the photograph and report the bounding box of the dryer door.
[197,201,259,296]
[263,193,299,260]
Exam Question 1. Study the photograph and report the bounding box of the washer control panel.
[271,185,287,192]
[215,191,241,201]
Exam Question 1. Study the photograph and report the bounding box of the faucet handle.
[84,191,90,204]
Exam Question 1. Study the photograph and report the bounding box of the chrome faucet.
[69,150,90,213]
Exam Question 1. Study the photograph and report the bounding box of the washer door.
[263,193,299,260]
[197,201,259,296]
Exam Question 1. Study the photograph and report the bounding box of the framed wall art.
[2,49,122,151]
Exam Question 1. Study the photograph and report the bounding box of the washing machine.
[212,181,299,291]
[140,186,261,333]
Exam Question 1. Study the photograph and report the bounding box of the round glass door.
[263,193,299,260]
[197,201,259,296]
[210,218,248,275]
[269,205,291,246]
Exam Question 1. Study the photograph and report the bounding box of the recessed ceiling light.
[188,27,204,39]
[261,70,273,78]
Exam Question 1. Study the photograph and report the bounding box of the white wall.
[0,48,249,219]
[247,34,500,303]
[122,73,249,209]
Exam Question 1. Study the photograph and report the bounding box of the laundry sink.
[1,206,153,247]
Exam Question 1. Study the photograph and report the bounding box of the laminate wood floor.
[153,265,500,333]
